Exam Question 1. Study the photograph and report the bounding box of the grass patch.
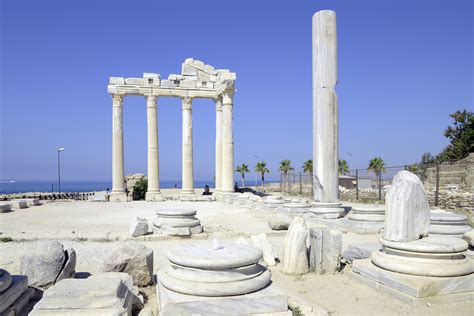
[0,237,13,242]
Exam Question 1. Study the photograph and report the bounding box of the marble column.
[180,96,196,200]
[110,94,127,202]
[221,89,235,193]
[311,10,343,217]
[145,95,163,201]
[215,97,223,193]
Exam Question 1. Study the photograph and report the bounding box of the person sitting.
[203,185,211,195]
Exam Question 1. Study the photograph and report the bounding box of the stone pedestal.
[0,202,12,213]
[309,202,344,219]
[256,196,285,211]
[0,270,35,315]
[157,242,290,315]
[109,192,128,202]
[145,191,164,202]
[277,202,311,216]
[429,211,472,237]
[339,205,385,234]
[153,209,202,236]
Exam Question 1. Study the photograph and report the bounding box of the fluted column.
[110,94,127,202]
[215,97,223,193]
[221,89,235,193]
[180,96,196,200]
[311,10,343,217]
[145,95,163,201]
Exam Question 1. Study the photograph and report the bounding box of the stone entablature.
[108,58,236,99]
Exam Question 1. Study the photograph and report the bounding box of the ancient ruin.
[108,59,236,202]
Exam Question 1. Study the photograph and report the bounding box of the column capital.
[215,96,223,111]
[182,96,193,110]
[222,89,234,105]
[111,94,124,105]
[145,95,158,107]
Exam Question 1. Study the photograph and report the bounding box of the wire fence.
[280,160,473,206]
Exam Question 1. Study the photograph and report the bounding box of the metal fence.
[279,161,471,206]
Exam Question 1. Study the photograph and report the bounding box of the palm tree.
[338,159,349,175]
[235,163,249,188]
[302,159,313,175]
[255,161,270,187]
[368,157,386,191]
[279,160,294,190]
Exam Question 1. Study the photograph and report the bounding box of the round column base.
[309,202,344,219]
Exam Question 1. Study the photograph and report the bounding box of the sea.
[0,180,220,194]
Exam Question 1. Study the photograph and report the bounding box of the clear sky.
[1,0,472,182]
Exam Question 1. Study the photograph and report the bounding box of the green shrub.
[133,179,148,200]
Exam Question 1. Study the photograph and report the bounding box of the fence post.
[280,173,283,192]
[355,169,359,200]
[435,163,440,206]
[378,172,382,201]
[299,172,302,195]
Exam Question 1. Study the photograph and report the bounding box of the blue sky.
[1,0,472,182]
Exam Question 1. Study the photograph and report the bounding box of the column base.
[146,191,164,202]
[109,191,128,202]
[180,191,197,201]
[309,201,345,219]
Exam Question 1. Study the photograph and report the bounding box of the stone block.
[0,269,12,292]
[352,258,474,305]
[384,171,430,242]
[0,202,12,213]
[20,240,66,288]
[281,217,309,275]
[130,216,149,237]
[143,72,160,79]
[102,243,154,286]
[157,279,289,315]
[2,287,35,316]
[109,77,125,85]
[342,242,381,263]
[160,80,177,88]
[182,64,198,76]
[0,275,28,313]
[179,80,197,89]
[268,214,291,231]
[251,233,278,266]
[125,77,144,85]
[30,273,136,315]
[309,228,342,274]
[11,200,27,209]
[56,248,76,283]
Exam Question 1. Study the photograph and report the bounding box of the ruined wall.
[424,153,474,192]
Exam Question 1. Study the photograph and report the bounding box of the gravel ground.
[0,199,472,315]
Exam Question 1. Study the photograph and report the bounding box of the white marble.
[215,97,223,193]
[251,233,278,266]
[159,242,271,297]
[130,216,149,237]
[429,211,472,237]
[281,217,309,275]
[145,95,163,202]
[384,171,430,242]
[312,10,341,210]
[0,275,29,314]
[309,228,342,274]
[110,94,127,202]
[0,202,12,213]
[153,209,202,236]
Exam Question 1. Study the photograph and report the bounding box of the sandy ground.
[0,196,472,315]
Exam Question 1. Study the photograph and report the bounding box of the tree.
[436,109,473,162]
[255,161,270,187]
[338,159,349,175]
[235,163,249,188]
[406,164,420,173]
[132,179,147,200]
[279,159,294,190]
[368,157,386,191]
[421,152,435,165]
[302,159,313,175]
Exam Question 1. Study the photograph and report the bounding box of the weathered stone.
[0,202,12,213]
[11,200,28,209]
[250,233,278,266]
[268,214,292,230]
[102,243,154,286]
[0,275,28,313]
[30,273,137,315]
[56,248,76,282]
[342,243,381,263]
[281,217,309,275]
[309,228,342,274]
[153,209,202,236]
[384,171,430,242]
[0,269,12,293]
[429,211,471,237]
[130,216,149,237]
[463,230,474,246]
[20,240,66,288]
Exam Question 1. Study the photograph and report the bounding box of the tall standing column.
[145,95,163,201]
[110,94,127,202]
[215,97,223,193]
[180,96,197,200]
[221,89,235,193]
[311,10,343,218]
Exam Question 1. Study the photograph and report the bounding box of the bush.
[132,179,148,200]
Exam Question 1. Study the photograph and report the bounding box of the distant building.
[339,175,372,190]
